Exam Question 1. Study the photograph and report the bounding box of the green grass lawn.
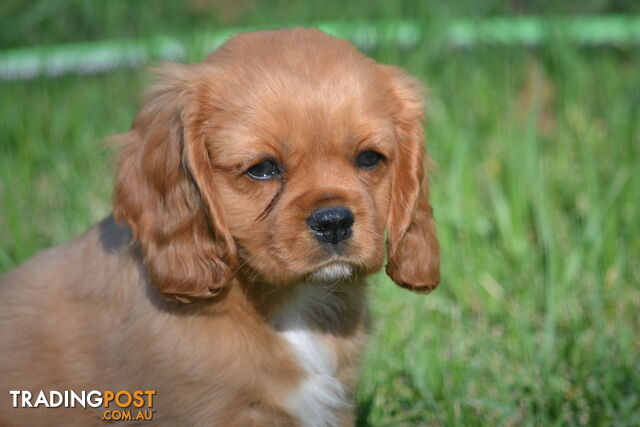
[1,2,639,425]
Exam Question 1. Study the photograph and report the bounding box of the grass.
[1,2,639,425]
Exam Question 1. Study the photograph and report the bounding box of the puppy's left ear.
[382,66,440,293]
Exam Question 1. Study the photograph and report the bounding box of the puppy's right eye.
[246,160,281,180]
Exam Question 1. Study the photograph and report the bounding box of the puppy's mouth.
[307,261,355,282]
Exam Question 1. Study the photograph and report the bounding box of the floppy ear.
[383,66,440,293]
[113,63,236,302]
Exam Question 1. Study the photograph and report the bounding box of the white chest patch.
[273,285,349,427]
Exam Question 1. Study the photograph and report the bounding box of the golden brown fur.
[0,28,439,426]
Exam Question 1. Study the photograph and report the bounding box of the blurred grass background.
[1,1,639,425]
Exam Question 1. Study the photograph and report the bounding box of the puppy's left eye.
[246,160,281,180]
[357,150,384,170]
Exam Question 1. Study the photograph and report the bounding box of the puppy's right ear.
[113,63,236,302]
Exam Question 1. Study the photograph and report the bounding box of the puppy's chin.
[308,262,355,283]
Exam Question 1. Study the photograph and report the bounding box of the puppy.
[0,28,439,426]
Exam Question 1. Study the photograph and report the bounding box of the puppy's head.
[114,28,439,301]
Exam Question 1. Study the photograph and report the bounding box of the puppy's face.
[114,29,440,299]
[207,66,394,284]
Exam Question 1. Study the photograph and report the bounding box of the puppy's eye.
[356,150,384,170]
[246,160,281,180]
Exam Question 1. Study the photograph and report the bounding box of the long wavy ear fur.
[113,63,236,302]
[382,65,440,293]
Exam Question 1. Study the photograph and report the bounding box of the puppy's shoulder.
[0,215,137,304]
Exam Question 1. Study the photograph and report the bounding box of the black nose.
[307,207,354,245]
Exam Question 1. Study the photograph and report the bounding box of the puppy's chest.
[271,285,355,427]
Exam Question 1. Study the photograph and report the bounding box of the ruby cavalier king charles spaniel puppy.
[0,28,439,426]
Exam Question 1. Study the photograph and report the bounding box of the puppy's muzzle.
[306,206,354,245]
